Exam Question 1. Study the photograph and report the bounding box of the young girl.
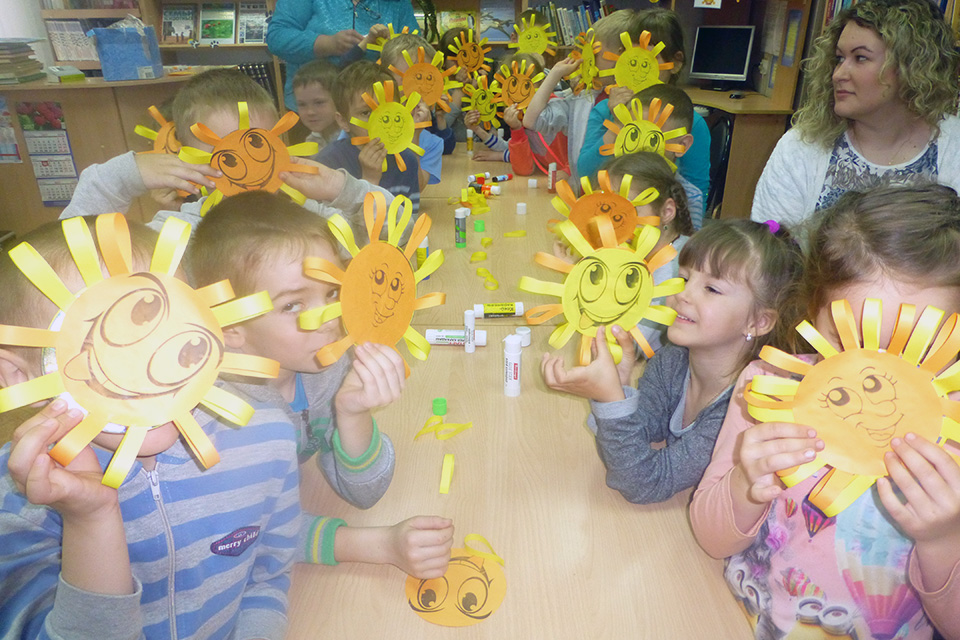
[541,218,802,505]
[691,184,960,639]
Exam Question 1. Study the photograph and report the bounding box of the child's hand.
[736,422,824,503]
[504,104,523,130]
[317,29,364,56]
[470,147,504,162]
[149,187,184,209]
[362,23,388,47]
[335,343,406,418]
[464,110,481,130]
[608,86,634,111]
[552,239,575,263]
[455,66,470,84]
[540,326,631,401]
[358,139,387,184]
[411,101,430,143]
[134,152,219,196]
[385,516,455,578]
[278,156,346,202]
[552,55,582,78]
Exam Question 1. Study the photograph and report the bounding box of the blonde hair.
[380,34,437,69]
[498,51,545,78]
[172,68,278,142]
[592,9,641,53]
[793,0,959,147]
[603,151,693,236]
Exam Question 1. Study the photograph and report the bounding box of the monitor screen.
[688,26,755,82]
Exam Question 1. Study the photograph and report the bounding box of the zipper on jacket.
[146,468,179,640]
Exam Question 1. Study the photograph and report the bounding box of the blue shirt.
[318,137,421,215]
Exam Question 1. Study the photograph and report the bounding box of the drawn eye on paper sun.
[509,15,558,56]
[366,23,420,54]
[568,30,602,94]
[552,169,660,247]
[0,213,278,488]
[392,47,463,112]
[519,218,683,364]
[462,75,502,130]
[493,60,546,111]
[599,31,673,93]
[134,105,181,155]
[601,97,688,170]
[746,298,960,517]
[299,193,446,375]
[178,101,319,215]
[351,80,429,172]
[449,29,493,75]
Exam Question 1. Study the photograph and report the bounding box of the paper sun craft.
[178,101,319,215]
[493,59,546,111]
[298,192,445,374]
[519,217,683,364]
[745,299,960,517]
[0,213,279,488]
[350,80,429,172]
[552,170,660,248]
[601,97,688,171]
[391,47,463,112]
[567,30,602,94]
[448,29,493,75]
[461,75,502,131]
[509,14,558,56]
[599,31,673,93]
[134,105,181,155]
[366,23,420,54]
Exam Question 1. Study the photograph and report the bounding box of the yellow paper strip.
[415,249,444,282]
[200,385,255,425]
[299,302,342,331]
[481,237,493,248]
[0,372,63,412]
[796,321,838,359]
[62,217,103,287]
[504,230,527,238]
[49,412,107,467]
[174,410,220,469]
[750,375,800,397]
[463,533,505,566]
[0,325,57,348]
[212,291,273,327]
[470,252,487,263]
[902,305,944,366]
[403,325,431,360]
[9,243,75,311]
[151,216,191,276]
[439,453,455,494]
[862,298,881,351]
[95,213,132,276]
[483,278,500,290]
[195,280,235,308]
[102,427,147,488]
[221,352,280,378]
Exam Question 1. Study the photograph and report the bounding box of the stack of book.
[529,0,613,46]
[161,3,270,46]
[0,39,46,85]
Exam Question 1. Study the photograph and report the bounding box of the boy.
[61,68,392,236]
[293,59,341,154]
[190,191,454,577]
[0,217,300,639]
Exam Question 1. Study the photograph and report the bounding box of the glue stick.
[492,173,513,182]
[464,310,476,353]
[455,207,468,248]
[425,329,488,346]
[466,130,474,155]
[503,334,522,396]
[547,162,558,192]
[473,302,524,318]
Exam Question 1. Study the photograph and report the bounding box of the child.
[0,217,300,639]
[61,68,390,235]
[541,219,802,505]
[690,184,960,639]
[436,27,472,143]
[523,9,642,182]
[580,83,705,228]
[190,191,454,578]
[293,59,341,153]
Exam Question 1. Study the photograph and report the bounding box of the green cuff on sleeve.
[332,418,382,472]
[305,516,347,565]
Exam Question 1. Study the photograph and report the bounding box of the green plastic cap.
[474,219,485,232]
[432,397,448,416]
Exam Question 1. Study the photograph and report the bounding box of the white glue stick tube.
[464,310,476,353]
[425,329,488,346]
[473,302,524,318]
[504,334,522,396]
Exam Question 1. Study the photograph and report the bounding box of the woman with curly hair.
[750,0,960,227]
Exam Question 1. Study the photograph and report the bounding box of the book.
[237,2,269,44]
[199,3,237,45]
[161,4,197,44]
[438,11,475,35]
[479,0,514,43]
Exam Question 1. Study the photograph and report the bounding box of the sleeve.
[508,127,536,176]
[338,44,365,66]
[321,420,396,508]
[429,120,457,155]
[481,130,509,153]
[391,0,420,33]
[749,128,822,228]
[265,0,320,65]
[298,514,347,565]
[576,100,610,182]
[689,363,773,559]
[418,130,444,184]
[531,98,569,140]
[907,548,960,639]
[59,151,147,219]
[675,111,712,198]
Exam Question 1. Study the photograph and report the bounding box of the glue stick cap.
[517,202,527,215]
[503,333,522,353]
[527,178,538,189]
[474,219,485,232]
[432,397,447,416]
[475,329,488,346]
[490,185,501,195]
[515,326,531,347]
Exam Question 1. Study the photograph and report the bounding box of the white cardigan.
[750,116,960,227]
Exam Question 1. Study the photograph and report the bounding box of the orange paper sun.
[552,170,660,248]
[299,193,446,373]
[0,214,278,487]
[351,80,429,172]
[493,60,546,111]
[449,29,493,75]
[461,75,501,131]
[745,299,960,517]
[601,97,688,170]
[178,101,319,215]
[568,30,602,94]
[509,14,558,56]
[519,217,683,363]
[391,47,463,112]
[366,23,420,54]
[599,31,673,93]
[134,105,181,155]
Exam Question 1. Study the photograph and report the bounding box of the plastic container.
[473,302,524,318]
[455,207,468,248]
[425,329,488,346]
[503,334,522,396]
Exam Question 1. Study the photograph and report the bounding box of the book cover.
[161,4,197,44]
[479,0,514,43]
[199,3,237,45]
[438,11,475,35]
[237,2,269,44]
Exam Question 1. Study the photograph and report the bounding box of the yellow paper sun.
[599,31,673,94]
[568,30,602,94]
[299,193,446,374]
[519,217,683,364]
[448,29,493,75]
[391,47,463,112]
[134,105,181,155]
[509,14,558,56]
[178,101,319,215]
[461,75,502,130]
[0,214,278,488]
[351,80,429,172]
[366,23,419,54]
[493,60,546,111]
[745,299,960,517]
[601,97,688,170]
[552,170,660,248]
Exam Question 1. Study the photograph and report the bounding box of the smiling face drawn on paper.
[614,45,661,92]
[407,554,506,627]
[615,120,666,156]
[156,121,181,155]
[339,241,416,345]
[368,101,413,152]
[57,272,225,427]
[457,41,484,73]
[473,87,497,119]
[403,63,442,106]
[567,192,639,246]
[210,128,287,196]
[520,28,547,53]
[562,249,654,332]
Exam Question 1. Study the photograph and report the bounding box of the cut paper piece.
[366,23,419,54]
[448,29,493,75]
[350,81,429,172]
[493,60,546,111]
[178,101,319,215]
[299,193,445,374]
[552,170,660,247]
[744,298,960,517]
[568,30,602,94]
[519,217,683,363]
[480,237,493,248]
[598,31,673,94]
[503,230,526,238]
[461,75,502,131]
[470,252,487,263]
[391,47,462,112]
[134,105,181,155]
[460,187,491,214]
[600,97,689,170]
[406,535,506,626]
[474,267,499,290]
[439,453,455,493]
[509,14,558,56]
[0,214,278,488]
[415,415,473,440]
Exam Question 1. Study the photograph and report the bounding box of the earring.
[663,223,669,231]
[745,333,753,342]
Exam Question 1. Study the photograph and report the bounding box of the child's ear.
[658,198,677,227]
[671,51,684,75]
[674,133,694,157]
[222,325,247,350]
[749,308,778,339]
[0,348,32,389]
[335,111,350,132]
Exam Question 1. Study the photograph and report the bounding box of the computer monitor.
[688,25,755,85]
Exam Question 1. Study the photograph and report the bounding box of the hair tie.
[762,220,780,235]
